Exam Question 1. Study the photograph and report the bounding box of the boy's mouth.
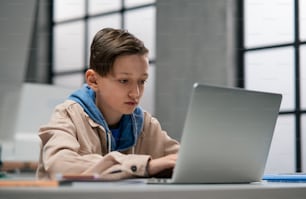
[125,101,138,106]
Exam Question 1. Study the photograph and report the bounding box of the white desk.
[1,179,306,199]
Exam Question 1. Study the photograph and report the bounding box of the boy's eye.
[119,79,128,84]
[140,80,147,85]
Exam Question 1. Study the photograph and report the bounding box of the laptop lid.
[171,83,282,184]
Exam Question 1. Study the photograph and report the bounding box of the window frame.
[237,0,306,172]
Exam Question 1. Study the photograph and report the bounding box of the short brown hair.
[89,28,149,76]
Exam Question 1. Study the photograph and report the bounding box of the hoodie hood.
[68,84,144,151]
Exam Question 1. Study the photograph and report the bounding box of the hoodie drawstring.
[107,131,112,153]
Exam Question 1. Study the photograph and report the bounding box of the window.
[238,0,306,173]
[52,0,156,114]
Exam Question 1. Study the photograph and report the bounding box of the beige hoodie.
[36,100,179,180]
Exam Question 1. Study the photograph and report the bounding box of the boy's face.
[87,54,149,125]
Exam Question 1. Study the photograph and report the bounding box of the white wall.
[0,0,36,143]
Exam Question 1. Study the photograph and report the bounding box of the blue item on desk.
[263,174,306,182]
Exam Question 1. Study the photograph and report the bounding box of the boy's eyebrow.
[116,72,149,77]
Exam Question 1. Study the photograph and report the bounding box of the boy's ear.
[85,69,99,90]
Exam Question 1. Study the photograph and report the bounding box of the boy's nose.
[129,84,140,98]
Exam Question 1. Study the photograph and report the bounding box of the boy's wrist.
[145,159,151,177]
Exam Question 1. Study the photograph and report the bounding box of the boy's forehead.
[110,65,149,76]
[112,70,149,77]
[111,56,149,75]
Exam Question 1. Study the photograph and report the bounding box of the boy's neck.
[109,122,120,129]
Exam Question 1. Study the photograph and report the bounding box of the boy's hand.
[147,154,177,177]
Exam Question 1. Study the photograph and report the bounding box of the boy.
[36,28,179,180]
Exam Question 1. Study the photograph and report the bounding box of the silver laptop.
[149,83,282,184]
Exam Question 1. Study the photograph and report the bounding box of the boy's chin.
[123,109,136,115]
